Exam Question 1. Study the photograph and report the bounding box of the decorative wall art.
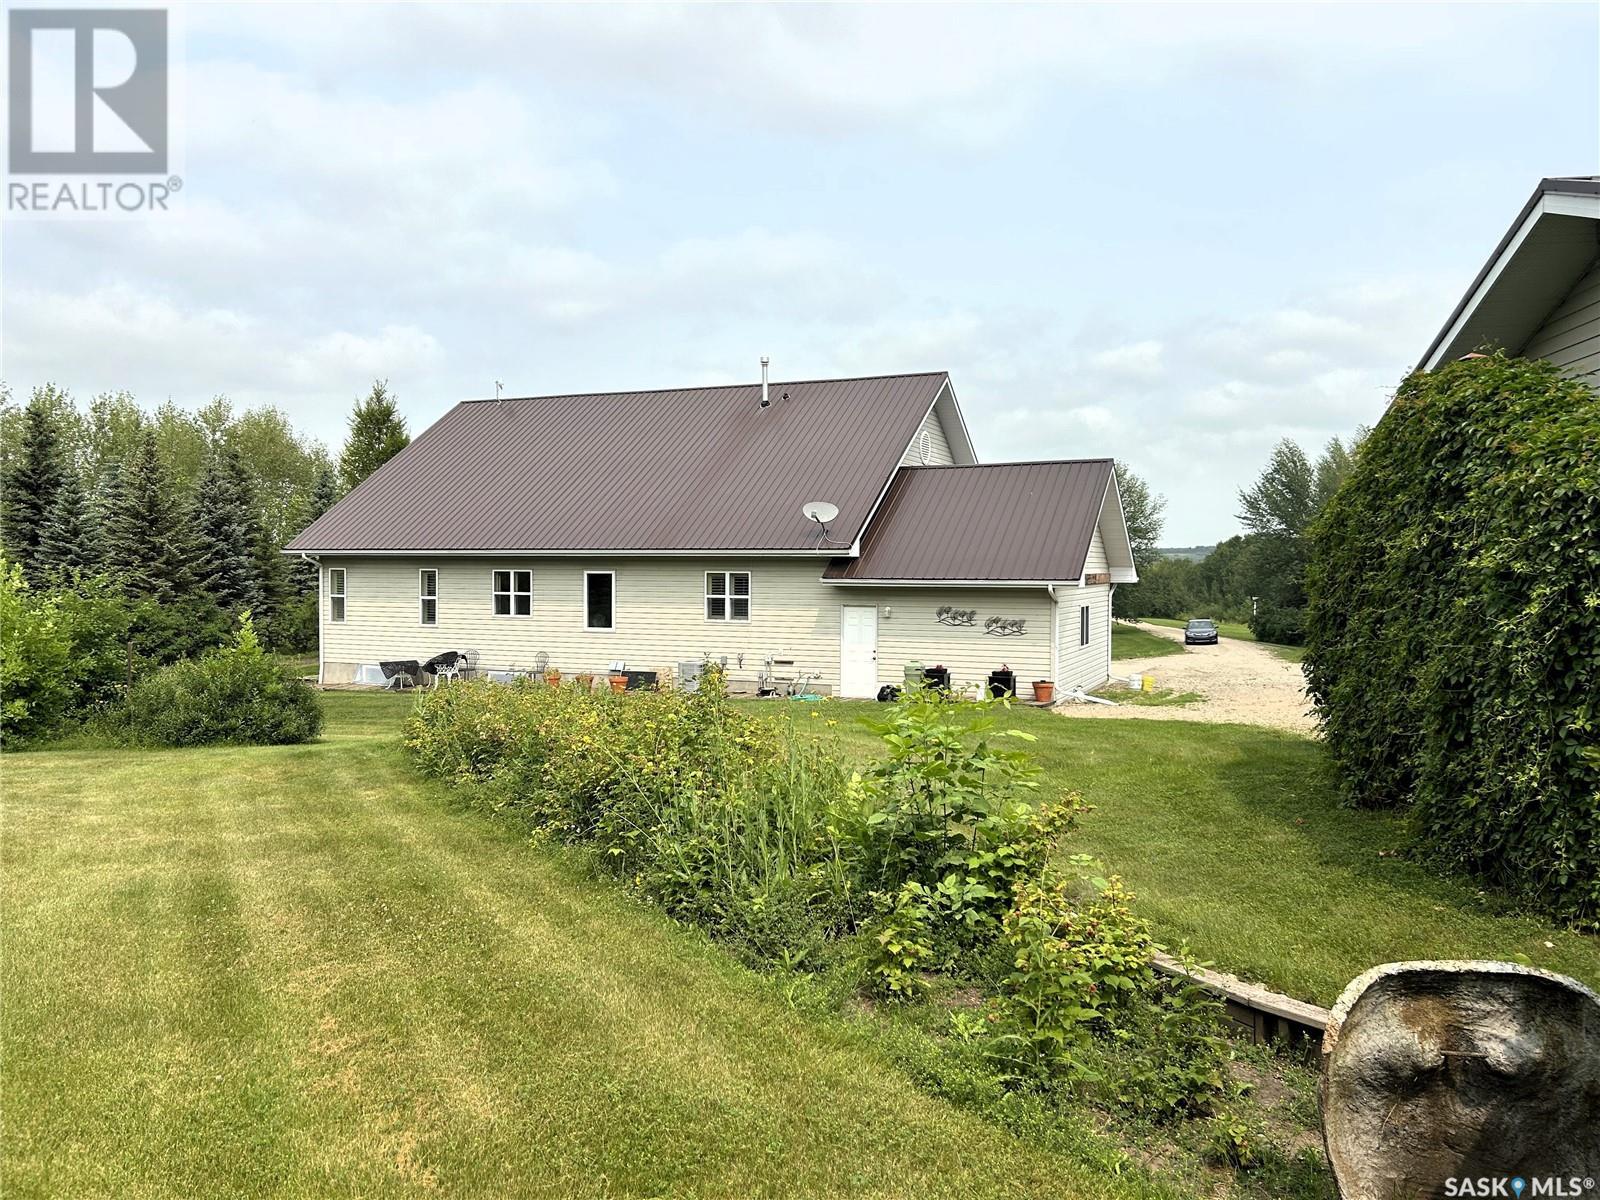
[936,606,978,627]
[984,616,1026,637]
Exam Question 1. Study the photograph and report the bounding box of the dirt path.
[1059,622,1317,734]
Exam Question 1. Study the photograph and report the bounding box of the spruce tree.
[188,447,261,613]
[36,470,104,576]
[103,429,196,600]
[338,380,410,491]
[1,396,70,582]
[292,464,339,597]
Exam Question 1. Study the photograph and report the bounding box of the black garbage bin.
[923,666,951,692]
[987,669,1016,699]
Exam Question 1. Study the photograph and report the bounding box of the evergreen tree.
[103,429,196,600]
[1,394,70,581]
[36,470,104,576]
[338,380,409,492]
[292,464,339,597]
[188,447,261,613]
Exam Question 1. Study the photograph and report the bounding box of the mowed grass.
[1110,623,1184,660]
[768,702,1600,1006]
[2,693,1173,1200]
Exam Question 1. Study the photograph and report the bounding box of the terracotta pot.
[574,673,594,692]
[1031,680,1055,704]
[608,674,628,694]
[544,670,562,687]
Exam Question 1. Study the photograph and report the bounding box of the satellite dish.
[802,501,839,526]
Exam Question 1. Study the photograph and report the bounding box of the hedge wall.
[1304,354,1599,927]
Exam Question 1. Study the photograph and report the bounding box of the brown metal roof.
[824,460,1113,582]
[287,372,949,552]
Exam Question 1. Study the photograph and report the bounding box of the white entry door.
[839,605,879,698]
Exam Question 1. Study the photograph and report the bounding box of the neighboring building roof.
[288,372,956,553]
[1420,176,1600,371]
[824,459,1116,583]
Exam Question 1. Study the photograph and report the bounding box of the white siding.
[1056,583,1112,693]
[320,557,1053,696]
[871,588,1053,694]
[1523,255,1600,386]
[1084,526,1109,574]
[899,408,956,466]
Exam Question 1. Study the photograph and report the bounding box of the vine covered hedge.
[1304,354,1599,925]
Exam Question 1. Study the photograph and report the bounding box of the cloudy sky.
[3,3,1596,542]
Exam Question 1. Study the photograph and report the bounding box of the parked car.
[1184,618,1219,646]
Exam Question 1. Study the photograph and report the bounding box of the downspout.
[1046,583,1059,688]
[1106,583,1116,683]
[300,552,322,686]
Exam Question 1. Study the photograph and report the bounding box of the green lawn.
[0,693,1173,1200]
[770,702,1599,1006]
[1110,623,1184,660]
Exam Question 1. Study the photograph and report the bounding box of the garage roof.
[824,459,1116,583]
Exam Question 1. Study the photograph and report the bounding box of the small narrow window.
[419,569,438,626]
[705,571,751,622]
[329,567,346,623]
[492,568,532,616]
[1080,605,1090,647]
[585,571,614,630]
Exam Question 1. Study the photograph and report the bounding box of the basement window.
[585,571,614,630]
[705,571,751,622]
[419,569,438,626]
[492,569,532,617]
[329,567,346,623]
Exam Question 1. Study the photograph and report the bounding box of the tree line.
[1113,436,1361,644]
[0,379,411,663]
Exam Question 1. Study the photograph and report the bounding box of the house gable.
[1420,177,1600,377]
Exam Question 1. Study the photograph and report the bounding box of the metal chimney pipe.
[760,356,770,407]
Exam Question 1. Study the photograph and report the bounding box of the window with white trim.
[1079,605,1090,647]
[705,571,751,622]
[492,569,532,616]
[329,567,346,623]
[419,569,438,626]
[584,571,614,630]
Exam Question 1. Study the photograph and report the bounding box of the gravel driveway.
[1059,622,1317,734]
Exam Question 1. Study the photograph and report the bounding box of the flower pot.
[1032,680,1055,704]
[608,674,628,694]
[544,670,562,687]
[574,673,594,692]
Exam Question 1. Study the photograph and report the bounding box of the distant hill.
[1156,545,1215,562]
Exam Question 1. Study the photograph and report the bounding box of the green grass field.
[765,702,1598,1006]
[7,692,1595,1198]
[1111,623,1184,660]
[0,693,1174,1200]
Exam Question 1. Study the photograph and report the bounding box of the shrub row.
[404,672,1232,1118]
[1305,354,1600,925]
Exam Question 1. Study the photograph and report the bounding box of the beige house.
[286,370,1137,698]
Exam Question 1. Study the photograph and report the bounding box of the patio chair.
[424,650,465,688]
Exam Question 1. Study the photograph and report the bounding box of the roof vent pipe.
[760,357,770,408]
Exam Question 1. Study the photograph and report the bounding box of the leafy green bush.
[119,613,322,747]
[1305,354,1600,925]
[407,675,1233,1124]
[0,558,74,743]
